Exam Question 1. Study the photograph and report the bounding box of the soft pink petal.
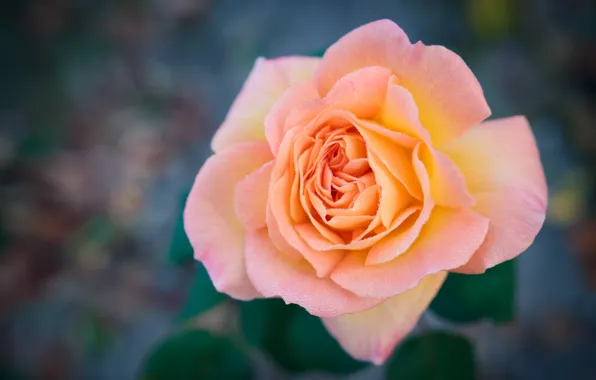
[184,141,273,300]
[323,271,446,364]
[265,82,321,156]
[443,116,547,273]
[315,19,490,147]
[235,161,273,231]
[393,42,491,147]
[212,56,320,152]
[315,20,410,96]
[244,228,383,318]
[331,207,489,298]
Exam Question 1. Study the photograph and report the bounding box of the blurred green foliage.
[241,298,367,374]
[430,260,515,323]
[386,332,476,380]
[138,330,253,380]
[467,0,517,41]
[176,264,225,323]
[168,191,194,265]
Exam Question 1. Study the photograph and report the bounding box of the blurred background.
[0,0,595,379]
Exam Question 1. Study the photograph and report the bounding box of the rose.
[184,19,547,364]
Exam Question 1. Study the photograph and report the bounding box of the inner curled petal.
[280,110,421,253]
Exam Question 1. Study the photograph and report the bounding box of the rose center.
[294,122,381,243]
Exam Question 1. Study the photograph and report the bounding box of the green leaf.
[17,129,63,159]
[310,47,327,57]
[240,298,366,374]
[0,367,29,380]
[386,332,476,380]
[177,264,225,322]
[139,330,253,380]
[168,190,193,265]
[430,260,515,323]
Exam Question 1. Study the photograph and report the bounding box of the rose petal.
[381,82,431,144]
[315,20,410,96]
[367,150,412,227]
[324,66,392,118]
[330,207,489,298]
[265,82,321,156]
[184,141,273,300]
[235,161,273,231]
[364,143,433,265]
[244,228,383,318]
[212,56,320,152]
[357,126,422,200]
[420,146,475,208]
[269,173,345,277]
[394,42,491,147]
[323,271,446,364]
[316,19,490,147]
[443,116,547,273]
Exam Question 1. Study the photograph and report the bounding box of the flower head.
[184,19,547,363]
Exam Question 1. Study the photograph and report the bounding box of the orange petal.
[443,116,547,273]
[367,151,412,227]
[324,66,392,118]
[184,141,272,300]
[365,143,433,265]
[244,228,384,318]
[330,207,489,298]
[357,117,419,150]
[269,173,345,277]
[322,271,446,364]
[327,185,379,217]
[381,82,431,144]
[326,215,375,230]
[235,161,273,231]
[306,206,419,252]
[212,56,320,152]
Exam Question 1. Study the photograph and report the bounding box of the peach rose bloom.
[184,20,547,363]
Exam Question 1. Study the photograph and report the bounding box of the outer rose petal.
[443,116,547,273]
[212,56,320,152]
[323,271,446,364]
[381,84,474,208]
[244,228,383,318]
[315,20,410,96]
[184,141,273,300]
[395,42,490,147]
[331,207,489,298]
[316,19,490,147]
[235,161,273,231]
